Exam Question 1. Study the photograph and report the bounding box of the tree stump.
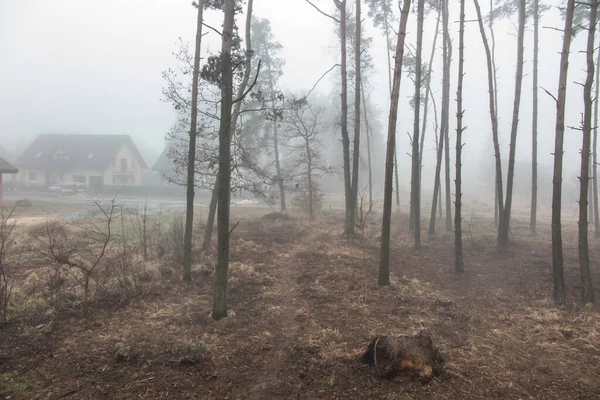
[360,332,444,383]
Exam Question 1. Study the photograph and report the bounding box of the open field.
[1,205,600,399]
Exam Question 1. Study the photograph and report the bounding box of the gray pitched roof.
[0,156,18,174]
[15,134,148,172]
[151,145,174,175]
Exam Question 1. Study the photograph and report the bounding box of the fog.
[0,0,591,206]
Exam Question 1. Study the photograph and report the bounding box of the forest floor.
[2,208,600,399]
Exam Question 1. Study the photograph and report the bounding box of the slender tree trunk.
[594,45,600,236]
[380,0,411,286]
[498,0,525,247]
[307,138,314,220]
[383,13,401,209]
[473,0,504,238]
[350,0,362,233]
[550,0,575,306]
[203,1,254,252]
[530,0,539,234]
[183,0,205,282]
[579,0,597,304]
[442,0,452,231]
[263,46,286,212]
[490,0,500,228]
[203,179,218,251]
[273,116,286,211]
[419,6,441,171]
[429,105,445,235]
[361,80,373,206]
[333,0,353,236]
[429,12,445,236]
[213,0,239,320]
[410,0,424,248]
[455,0,465,273]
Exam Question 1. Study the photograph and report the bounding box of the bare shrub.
[292,179,324,217]
[0,207,16,321]
[159,212,186,266]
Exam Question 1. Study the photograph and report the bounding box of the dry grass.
[1,209,600,399]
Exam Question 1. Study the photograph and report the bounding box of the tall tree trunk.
[350,0,362,233]
[594,45,600,236]
[380,0,411,286]
[455,0,465,273]
[490,0,500,228]
[333,0,353,236]
[550,0,575,306]
[383,13,401,209]
[442,0,452,231]
[579,0,597,304]
[498,0,525,247]
[213,0,242,320]
[418,7,441,172]
[429,11,445,236]
[183,0,205,282]
[361,80,373,206]
[273,116,286,211]
[472,0,504,240]
[202,1,254,252]
[307,137,314,220]
[263,46,286,212]
[410,0,424,249]
[202,179,218,251]
[429,83,443,235]
[530,0,539,234]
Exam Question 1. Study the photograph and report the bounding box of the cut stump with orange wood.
[360,332,444,383]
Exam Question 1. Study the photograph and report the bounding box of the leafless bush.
[159,212,186,266]
[0,207,16,321]
[292,179,324,217]
[45,197,116,318]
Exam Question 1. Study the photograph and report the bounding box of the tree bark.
[429,80,444,235]
[383,13,401,209]
[418,7,441,172]
[579,0,597,304]
[490,0,500,228]
[333,0,353,236]
[550,0,575,306]
[202,179,218,251]
[350,0,362,233]
[212,0,238,320]
[183,0,205,282]
[530,0,539,234]
[380,0,411,286]
[410,0,424,249]
[498,0,525,247]
[306,136,314,220]
[442,0,452,231]
[263,46,286,212]
[592,41,600,237]
[455,0,465,273]
[472,0,503,241]
[361,80,373,207]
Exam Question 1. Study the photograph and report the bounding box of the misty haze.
[1,0,599,398]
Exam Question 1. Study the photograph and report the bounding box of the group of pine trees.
[166,0,599,319]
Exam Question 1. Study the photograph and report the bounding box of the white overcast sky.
[0,0,591,199]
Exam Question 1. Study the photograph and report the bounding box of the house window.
[112,158,116,168]
[73,175,86,184]
[132,159,136,168]
[29,171,37,180]
[120,159,127,173]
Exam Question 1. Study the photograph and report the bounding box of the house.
[15,134,148,192]
[152,144,216,188]
[0,156,18,207]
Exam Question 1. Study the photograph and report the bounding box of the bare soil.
[2,211,600,399]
